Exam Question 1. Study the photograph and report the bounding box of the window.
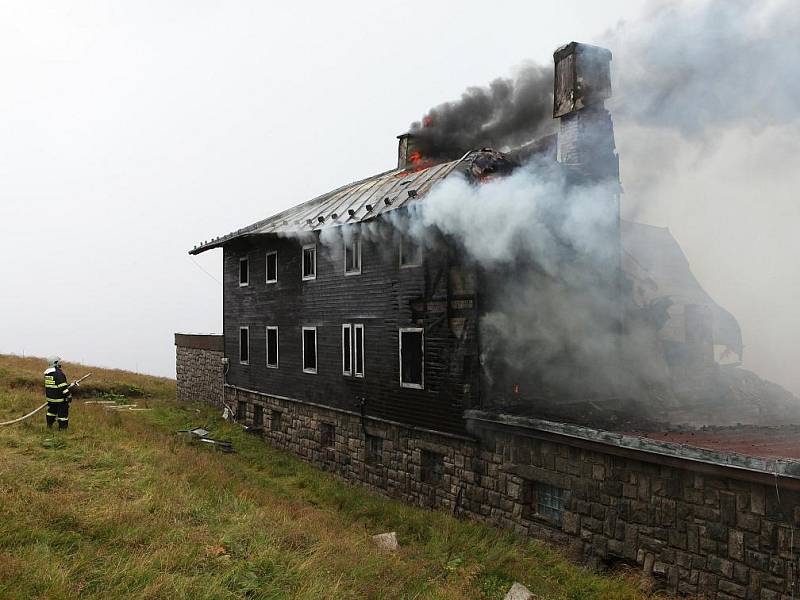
[400,236,422,268]
[344,234,361,275]
[354,324,364,378]
[302,244,317,280]
[533,482,568,525]
[399,328,424,388]
[266,327,279,368]
[239,257,249,286]
[236,400,247,421]
[253,404,263,427]
[239,327,249,364]
[421,450,444,484]
[270,410,282,432]
[342,323,364,377]
[342,324,352,376]
[266,251,278,283]
[320,423,335,449]
[366,434,383,465]
[302,327,317,373]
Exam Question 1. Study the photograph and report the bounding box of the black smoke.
[408,63,555,160]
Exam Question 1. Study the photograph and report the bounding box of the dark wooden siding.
[223,223,478,435]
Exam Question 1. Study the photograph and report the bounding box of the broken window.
[399,328,424,388]
[533,482,567,525]
[421,449,443,484]
[354,324,364,378]
[302,244,316,280]
[366,434,383,465]
[239,327,249,365]
[400,236,422,268]
[266,251,278,283]
[236,400,247,422]
[253,404,263,427]
[302,327,317,373]
[342,324,352,376]
[320,422,335,449]
[344,234,361,275]
[239,256,249,286]
[266,326,278,368]
[270,410,282,432]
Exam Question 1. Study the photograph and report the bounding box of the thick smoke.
[607,0,800,137]
[408,63,554,160]
[408,162,671,406]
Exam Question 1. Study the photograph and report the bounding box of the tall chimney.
[553,42,618,183]
[553,42,622,348]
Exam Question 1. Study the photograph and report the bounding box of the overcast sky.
[2,1,798,396]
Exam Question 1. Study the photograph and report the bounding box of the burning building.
[177,42,800,597]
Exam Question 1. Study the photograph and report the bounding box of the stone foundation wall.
[175,334,224,406]
[229,385,800,599]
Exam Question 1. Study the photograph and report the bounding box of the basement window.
[239,327,249,365]
[421,450,444,484]
[399,328,424,389]
[400,236,422,268]
[253,404,263,427]
[320,422,335,449]
[236,400,247,421]
[302,244,317,280]
[266,251,278,283]
[342,324,352,376]
[354,324,364,378]
[366,434,383,465]
[532,482,568,525]
[344,234,361,275]
[271,410,282,432]
[239,257,249,286]
[302,327,317,374]
[266,326,279,368]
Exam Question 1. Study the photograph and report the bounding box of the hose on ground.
[0,403,47,427]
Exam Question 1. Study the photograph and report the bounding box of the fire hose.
[0,373,92,427]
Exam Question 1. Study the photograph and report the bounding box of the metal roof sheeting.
[189,155,469,255]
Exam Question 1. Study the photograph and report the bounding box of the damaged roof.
[189,154,472,255]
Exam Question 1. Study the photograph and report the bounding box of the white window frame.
[341,324,352,376]
[302,244,317,281]
[266,250,278,284]
[302,326,318,374]
[239,326,250,365]
[399,327,424,389]
[344,234,361,276]
[266,326,279,368]
[239,256,249,286]
[354,323,365,378]
[399,236,422,268]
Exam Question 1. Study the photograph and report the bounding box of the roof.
[189,154,471,255]
[629,426,800,461]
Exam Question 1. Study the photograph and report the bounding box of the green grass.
[0,354,663,599]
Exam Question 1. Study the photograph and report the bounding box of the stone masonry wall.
[228,385,800,599]
[175,337,224,406]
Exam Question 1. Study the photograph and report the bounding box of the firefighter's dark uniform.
[44,367,71,429]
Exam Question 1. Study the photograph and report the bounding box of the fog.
[1,1,798,397]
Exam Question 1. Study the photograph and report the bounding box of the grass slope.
[0,355,662,600]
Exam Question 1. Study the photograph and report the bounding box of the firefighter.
[44,356,73,430]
